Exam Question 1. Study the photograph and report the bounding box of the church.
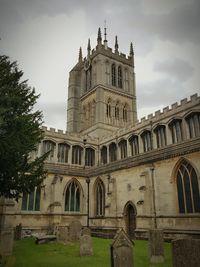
[4,28,200,239]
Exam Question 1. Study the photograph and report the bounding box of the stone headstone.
[172,238,200,267]
[58,226,69,243]
[14,223,22,240]
[0,228,14,256]
[68,220,82,242]
[80,234,93,256]
[111,228,134,267]
[148,229,164,263]
[81,227,91,236]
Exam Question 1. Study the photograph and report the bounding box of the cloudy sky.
[0,0,199,130]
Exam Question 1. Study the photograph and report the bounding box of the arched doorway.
[124,202,137,239]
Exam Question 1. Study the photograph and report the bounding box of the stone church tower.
[67,28,137,137]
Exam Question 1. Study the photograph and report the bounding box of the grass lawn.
[5,237,172,267]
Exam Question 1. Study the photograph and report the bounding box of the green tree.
[0,55,48,200]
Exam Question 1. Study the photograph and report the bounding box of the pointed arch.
[111,63,116,86]
[106,98,111,118]
[118,65,123,88]
[94,178,105,216]
[123,201,137,239]
[64,178,82,212]
[172,158,200,213]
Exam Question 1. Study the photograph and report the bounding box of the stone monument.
[110,228,134,267]
[79,229,93,256]
[148,229,164,263]
[172,238,200,267]
[68,220,82,242]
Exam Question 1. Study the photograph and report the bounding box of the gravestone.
[58,226,69,243]
[80,232,93,256]
[110,228,134,267]
[148,229,164,263]
[0,228,14,256]
[172,238,200,267]
[14,223,22,240]
[68,220,82,242]
[81,227,91,236]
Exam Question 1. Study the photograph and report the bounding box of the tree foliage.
[0,55,48,200]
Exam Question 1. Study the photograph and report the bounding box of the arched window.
[118,139,127,159]
[169,119,183,143]
[175,160,200,213]
[106,100,111,118]
[118,66,123,88]
[101,146,107,165]
[115,104,120,120]
[85,147,95,166]
[58,143,70,163]
[185,112,200,138]
[72,145,83,165]
[141,130,152,152]
[111,64,116,86]
[22,187,41,211]
[95,179,105,216]
[129,135,139,156]
[154,125,166,148]
[65,180,80,212]
[109,142,117,162]
[43,140,55,161]
[123,105,128,122]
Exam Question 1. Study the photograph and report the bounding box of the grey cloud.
[154,58,194,82]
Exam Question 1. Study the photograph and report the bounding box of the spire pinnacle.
[87,38,91,57]
[79,47,82,62]
[104,20,108,49]
[115,35,119,53]
[130,42,134,56]
[97,27,102,45]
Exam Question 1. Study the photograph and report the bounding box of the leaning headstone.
[172,238,200,267]
[14,223,22,240]
[110,228,134,267]
[58,226,69,243]
[148,229,164,263]
[68,220,82,242]
[80,232,93,256]
[0,228,14,256]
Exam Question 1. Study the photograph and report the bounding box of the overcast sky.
[0,0,199,130]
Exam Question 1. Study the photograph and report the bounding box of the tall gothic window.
[58,143,70,163]
[129,135,139,156]
[123,105,128,122]
[169,119,183,143]
[22,187,41,211]
[154,125,167,148]
[85,147,95,166]
[65,180,80,212]
[118,139,127,159]
[95,179,105,216]
[43,140,55,161]
[115,104,120,120]
[101,146,107,165]
[186,112,200,138]
[111,64,116,86]
[176,159,200,213]
[118,66,123,88]
[106,100,111,118]
[72,145,83,165]
[141,130,152,152]
[109,142,117,162]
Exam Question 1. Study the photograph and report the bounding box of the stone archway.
[124,202,137,239]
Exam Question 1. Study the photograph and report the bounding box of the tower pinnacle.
[130,42,134,57]
[97,27,102,45]
[115,35,119,53]
[104,20,108,49]
[79,47,82,62]
[87,38,91,57]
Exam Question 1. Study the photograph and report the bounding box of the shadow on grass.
[5,237,172,267]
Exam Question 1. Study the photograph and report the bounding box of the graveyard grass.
[5,237,172,267]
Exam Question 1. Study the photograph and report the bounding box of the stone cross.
[110,228,134,267]
[148,229,164,263]
[68,220,82,242]
[172,238,200,267]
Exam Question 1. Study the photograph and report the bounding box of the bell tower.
[67,27,137,137]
